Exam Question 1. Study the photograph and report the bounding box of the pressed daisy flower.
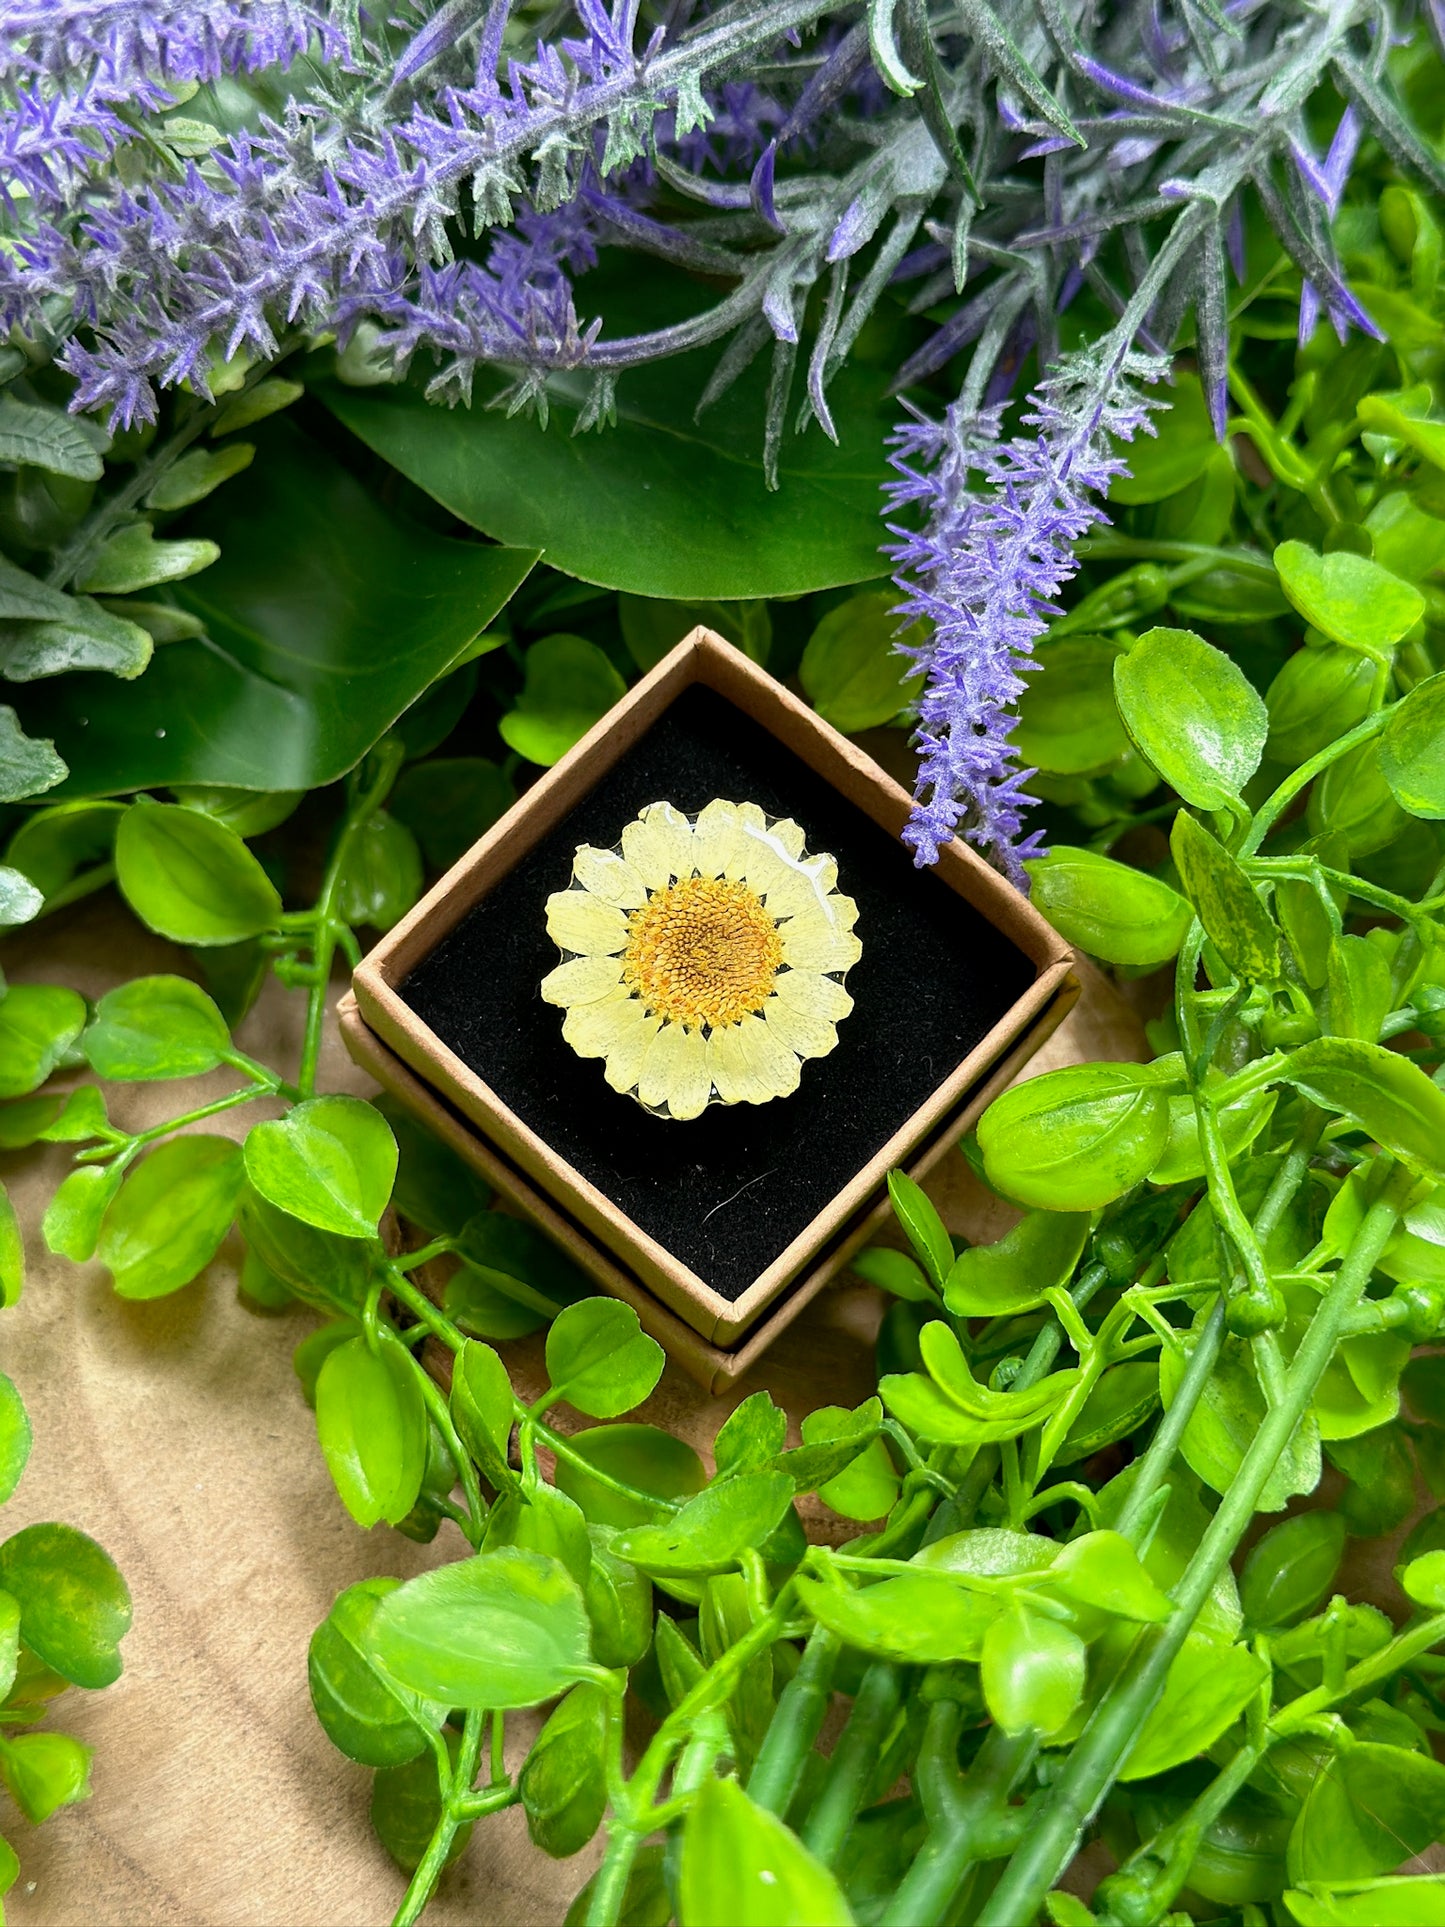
[541,799,861,1120]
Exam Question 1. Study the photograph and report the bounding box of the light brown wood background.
[0,895,1149,1926]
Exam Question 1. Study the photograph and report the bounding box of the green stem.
[391,1709,487,1927]
[745,1626,841,1816]
[880,1722,1036,1927]
[75,1085,271,1163]
[976,1161,1415,1927]
[798,1660,904,1867]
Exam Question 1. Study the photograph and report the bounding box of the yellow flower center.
[620,876,783,1030]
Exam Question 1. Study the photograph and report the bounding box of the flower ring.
[541,800,861,1119]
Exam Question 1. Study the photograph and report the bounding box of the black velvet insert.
[401,686,1034,1301]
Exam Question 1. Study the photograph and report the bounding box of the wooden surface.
[0,892,1150,1926]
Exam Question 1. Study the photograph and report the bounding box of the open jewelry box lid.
[352,627,1075,1347]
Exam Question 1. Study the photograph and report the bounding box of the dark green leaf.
[244,1095,398,1238]
[367,1547,594,1709]
[3,801,124,904]
[1110,375,1216,504]
[1114,627,1268,809]
[376,1096,493,1238]
[1171,811,1280,982]
[390,758,514,871]
[0,1522,131,1688]
[315,1337,428,1529]
[799,592,924,732]
[1379,672,1445,818]
[97,1135,244,1299]
[1015,636,1131,775]
[521,1681,609,1859]
[370,1733,475,1873]
[1026,846,1191,967]
[544,1299,665,1418]
[336,810,423,932]
[115,798,281,944]
[15,421,536,795]
[83,974,230,1080]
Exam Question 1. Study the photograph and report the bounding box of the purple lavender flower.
[886,353,1166,886]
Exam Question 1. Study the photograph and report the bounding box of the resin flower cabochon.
[542,800,861,1119]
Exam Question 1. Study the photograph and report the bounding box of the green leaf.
[0,865,41,928]
[0,1732,92,1824]
[1240,1514,1345,1630]
[810,1425,900,1522]
[553,1424,706,1528]
[1120,1631,1268,1779]
[714,1392,788,1477]
[368,1547,594,1709]
[76,521,219,595]
[1284,1878,1445,1926]
[97,1135,243,1300]
[1014,636,1131,775]
[244,1095,398,1239]
[317,318,894,600]
[448,1339,517,1492]
[143,442,254,511]
[370,1733,476,1874]
[115,798,281,944]
[943,1210,1090,1317]
[1288,1743,1445,1882]
[1171,811,1280,981]
[847,1247,936,1302]
[1025,847,1192,967]
[977,1060,1178,1211]
[1150,1086,1277,1186]
[0,1184,21,1308]
[1056,1362,1161,1465]
[336,810,423,932]
[1307,738,1408,858]
[1114,627,1268,809]
[83,974,230,1080]
[0,1522,131,1688]
[799,592,924,732]
[499,634,628,768]
[308,1577,448,1767]
[375,1098,492,1239]
[614,1472,795,1577]
[678,1776,854,1927]
[521,1681,609,1861]
[0,397,104,480]
[1110,375,1216,504]
[886,1169,953,1290]
[0,983,87,1097]
[1280,1037,1445,1179]
[1266,646,1377,767]
[777,1399,882,1493]
[15,420,536,796]
[175,786,303,837]
[1399,1549,1445,1610]
[1159,1327,1320,1512]
[1274,541,1424,654]
[41,1162,124,1262]
[1379,672,1445,818]
[544,1299,665,1419]
[0,599,152,681]
[315,1337,428,1529]
[794,1571,997,1664]
[0,1374,31,1506]
[1324,935,1393,1045]
[980,1604,1086,1736]
[0,705,65,803]
[390,758,514,871]
[211,376,304,435]
[1045,1531,1173,1622]
[5,801,125,902]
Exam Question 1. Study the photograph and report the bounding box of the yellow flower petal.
[637,1020,703,1112]
[760,996,837,1061]
[602,1010,661,1093]
[547,889,630,956]
[665,1026,713,1120]
[773,968,854,1022]
[769,817,806,861]
[573,845,648,909]
[622,800,693,890]
[692,799,742,878]
[761,853,839,920]
[739,1010,801,1098]
[540,954,624,1006]
[706,1022,756,1105]
[562,991,647,1057]
[780,918,863,974]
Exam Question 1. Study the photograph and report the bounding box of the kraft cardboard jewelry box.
[348,627,1077,1384]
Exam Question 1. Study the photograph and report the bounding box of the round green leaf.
[0,1522,131,1688]
[679,1776,853,1927]
[1287,1743,1445,1883]
[0,1374,30,1506]
[1280,1037,1445,1181]
[1266,646,1376,767]
[308,1578,448,1767]
[520,1681,609,1859]
[115,797,281,945]
[244,1095,397,1239]
[1110,374,1216,505]
[799,591,924,732]
[1399,1548,1445,1611]
[977,1061,1177,1210]
[1120,1631,1268,1780]
[3,802,125,901]
[1015,636,1131,775]
[1114,627,1268,809]
[1307,739,1408,858]
[315,1337,428,1529]
[1026,847,1192,967]
[614,1472,795,1578]
[1150,1087,1277,1185]
[371,1733,476,1873]
[336,810,423,932]
[0,983,87,1098]
[553,1424,706,1528]
[41,1161,124,1263]
[1274,541,1424,654]
[0,1731,92,1825]
[794,1570,997,1664]
[97,1135,244,1300]
[544,1299,665,1419]
[1045,1530,1173,1623]
[376,1097,493,1238]
[943,1209,1090,1318]
[981,1603,1086,1736]
[499,635,627,768]
[367,1547,594,1709]
[1379,672,1445,819]
[83,974,230,1081]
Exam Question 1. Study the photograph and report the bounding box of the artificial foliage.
[1,1,1445,1922]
